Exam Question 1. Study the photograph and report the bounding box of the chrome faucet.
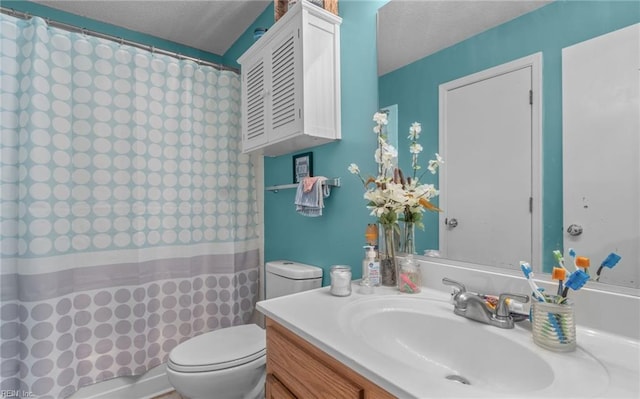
[442,278,529,329]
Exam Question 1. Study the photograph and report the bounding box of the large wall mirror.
[377,0,639,290]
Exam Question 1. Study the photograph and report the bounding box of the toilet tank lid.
[266,260,323,279]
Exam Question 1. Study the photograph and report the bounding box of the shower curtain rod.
[0,6,239,73]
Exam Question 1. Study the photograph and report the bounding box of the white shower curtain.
[0,14,260,398]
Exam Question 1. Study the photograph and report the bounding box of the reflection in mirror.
[377,0,640,289]
[562,24,639,288]
[381,104,398,151]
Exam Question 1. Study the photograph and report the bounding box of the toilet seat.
[168,324,266,373]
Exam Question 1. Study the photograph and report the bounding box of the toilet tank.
[265,260,323,299]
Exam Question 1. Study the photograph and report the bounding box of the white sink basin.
[339,296,609,397]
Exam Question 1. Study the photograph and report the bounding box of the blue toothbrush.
[595,252,621,282]
[520,262,546,302]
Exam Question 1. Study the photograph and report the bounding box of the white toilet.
[166,260,323,399]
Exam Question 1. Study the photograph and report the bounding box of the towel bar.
[266,177,341,193]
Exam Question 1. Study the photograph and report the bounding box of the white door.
[562,24,639,288]
[439,56,540,269]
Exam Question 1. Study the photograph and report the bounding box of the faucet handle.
[442,278,466,293]
[496,293,529,318]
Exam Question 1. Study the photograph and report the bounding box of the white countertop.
[257,283,640,398]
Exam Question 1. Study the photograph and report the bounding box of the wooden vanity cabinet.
[265,318,395,399]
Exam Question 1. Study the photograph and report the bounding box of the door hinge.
[529,197,533,213]
[298,108,301,118]
[298,28,300,39]
[529,90,533,105]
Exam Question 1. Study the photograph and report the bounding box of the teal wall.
[2,1,226,65]
[379,0,640,273]
[227,1,388,285]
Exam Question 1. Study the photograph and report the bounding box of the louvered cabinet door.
[241,54,269,151]
[268,23,302,144]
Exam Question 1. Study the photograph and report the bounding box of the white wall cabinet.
[238,1,341,157]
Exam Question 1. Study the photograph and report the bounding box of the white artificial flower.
[427,160,438,174]
[352,113,442,227]
[408,122,422,140]
[428,154,444,174]
[375,142,397,175]
[370,205,388,218]
[415,183,438,199]
[409,143,423,154]
[348,163,360,175]
[373,112,388,126]
[384,143,398,159]
[374,148,382,164]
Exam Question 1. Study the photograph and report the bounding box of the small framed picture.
[292,152,313,184]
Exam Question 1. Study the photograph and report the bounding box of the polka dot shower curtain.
[0,14,260,398]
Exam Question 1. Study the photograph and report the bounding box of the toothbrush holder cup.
[531,299,576,352]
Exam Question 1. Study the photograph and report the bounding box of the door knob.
[446,218,458,228]
[567,224,583,236]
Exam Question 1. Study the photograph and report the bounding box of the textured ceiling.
[31,0,271,56]
[28,0,552,72]
[377,0,553,76]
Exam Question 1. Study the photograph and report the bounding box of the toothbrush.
[545,313,567,343]
[520,262,546,302]
[553,250,567,272]
[561,268,590,297]
[551,267,566,297]
[595,252,621,282]
[552,248,589,297]
[575,256,590,275]
[568,248,579,271]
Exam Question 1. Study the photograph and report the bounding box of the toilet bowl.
[167,324,266,399]
[167,261,323,399]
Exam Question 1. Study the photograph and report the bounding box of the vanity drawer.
[266,318,394,399]
[266,374,296,399]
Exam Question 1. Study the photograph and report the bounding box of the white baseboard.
[68,364,173,399]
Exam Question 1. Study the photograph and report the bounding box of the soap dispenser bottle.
[363,245,381,287]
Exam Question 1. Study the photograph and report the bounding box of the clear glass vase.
[401,221,416,255]
[379,223,398,286]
